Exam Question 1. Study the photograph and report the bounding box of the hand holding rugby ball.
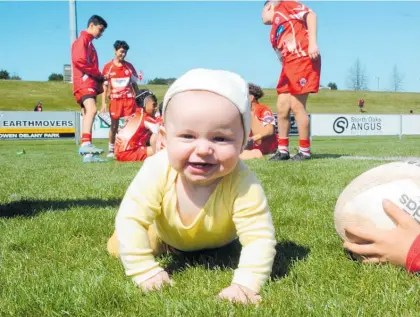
[334,161,420,264]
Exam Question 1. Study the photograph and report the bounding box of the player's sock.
[108,143,115,153]
[81,133,92,147]
[299,139,311,157]
[278,138,289,154]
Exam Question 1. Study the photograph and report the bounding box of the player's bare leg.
[239,149,264,160]
[269,93,291,161]
[79,97,106,162]
[290,93,311,161]
[107,118,119,158]
[82,98,97,138]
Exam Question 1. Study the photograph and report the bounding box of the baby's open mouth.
[189,162,214,168]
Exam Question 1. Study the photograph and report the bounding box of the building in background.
[63,64,72,83]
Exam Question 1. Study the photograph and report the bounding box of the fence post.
[309,114,312,142]
[75,111,80,146]
[399,114,402,140]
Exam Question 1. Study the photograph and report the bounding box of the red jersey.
[102,61,138,99]
[71,30,103,94]
[270,1,312,62]
[250,103,278,154]
[407,234,420,272]
[115,109,159,152]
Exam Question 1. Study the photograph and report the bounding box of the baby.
[108,68,277,304]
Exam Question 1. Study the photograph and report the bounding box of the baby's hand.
[218,284,261,305]
[138,271,173,292]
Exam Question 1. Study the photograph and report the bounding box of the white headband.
[162,68,251,147]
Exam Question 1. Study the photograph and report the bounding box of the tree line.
[0,63,407,92]
[345,58,404,92]
[0,70,21,80]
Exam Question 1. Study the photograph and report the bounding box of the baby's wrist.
[133,267,165,286]
[406,233,420,272]
[232,283,258,295]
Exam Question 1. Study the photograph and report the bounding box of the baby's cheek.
[219,147,241,169]
[166,142,185,168]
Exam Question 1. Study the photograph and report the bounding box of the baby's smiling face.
[164,90,244,186]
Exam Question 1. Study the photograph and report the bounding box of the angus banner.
[0,111,77,140]
[310,114,401,137]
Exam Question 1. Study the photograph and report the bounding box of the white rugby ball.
[334,160,420,243]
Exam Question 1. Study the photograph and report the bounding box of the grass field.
[1,137,419,316]
[1,80,420,114]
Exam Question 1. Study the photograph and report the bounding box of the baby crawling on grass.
[107,68,277,305]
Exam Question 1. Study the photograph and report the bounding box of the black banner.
[0,133,75,140]
[273,114,311,136]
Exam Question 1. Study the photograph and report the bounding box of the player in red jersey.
[262,1,321,161]
[240,83,277,160]
[71,15,108,162]
[101,40,140,158]
[115,90,159,162]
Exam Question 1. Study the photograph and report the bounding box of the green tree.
[48,73,64,81]
[0,69,10,80]
[327,82,338,90]
[147,77,177,85]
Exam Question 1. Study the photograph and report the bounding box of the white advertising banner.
[0,111,76,140]
[401,115,420,135]
[310,114,401,137]
[79,113,124,139]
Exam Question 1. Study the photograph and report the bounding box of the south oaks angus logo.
[399,194,420,223]
[332,116,382,134]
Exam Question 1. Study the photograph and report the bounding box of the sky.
[1,1,420,92]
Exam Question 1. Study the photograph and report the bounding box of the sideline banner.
[79,113,125,139]
[0,111,76,140]
[273,114,311,136]
[401,115,420,135]
[310,114,401,137]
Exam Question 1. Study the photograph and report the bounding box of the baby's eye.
[180,134,194,139]
[214,136,229,142]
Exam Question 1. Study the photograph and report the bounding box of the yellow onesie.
[114,149,277,294]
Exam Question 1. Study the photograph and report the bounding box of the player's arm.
[101,85,108,114]
[230,171,277,294]
[251,125,274,143]
[101,66,110,112]
[250,110,275,143]
[71,38,103,80]
[303,7,318,47]
[101,85,108,105]
[115,154,166,285]
[127,63,141,98]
